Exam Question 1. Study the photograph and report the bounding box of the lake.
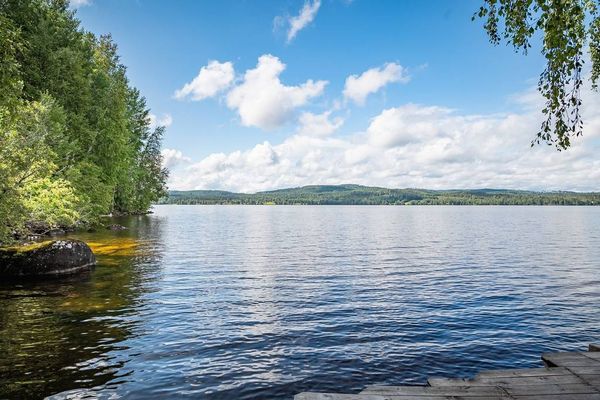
[1,205,599,399]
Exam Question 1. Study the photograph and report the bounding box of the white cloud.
[226,54,327,130]
[148,113,173,129]
[166,82,600,193]
[175,61,234,101]
[367,105,451,147]
[161,149,192,170]
[286,0,321,43]
[70,0,91,7]
[343,63,410,105]
[297,111,344,136]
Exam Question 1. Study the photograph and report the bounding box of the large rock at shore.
[0,240,96,279]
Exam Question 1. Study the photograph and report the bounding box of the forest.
[0,0,167,243]
[161,185,600,206]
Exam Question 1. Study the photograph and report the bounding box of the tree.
[476,0,600,150]
[113,88,168,214]
[0,96,78,239]
[0,0,168,243]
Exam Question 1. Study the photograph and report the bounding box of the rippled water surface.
[1,205,599,399]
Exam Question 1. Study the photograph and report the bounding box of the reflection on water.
[1,206,599,399]
[0,215,165,399]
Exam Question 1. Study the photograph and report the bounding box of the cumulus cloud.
[285,0,321,43]
[175,61,234,101]
[367,105,451,147]
[226,54,327,130]
[161,149,192,170]
[148,113,173,129]
[343,63,410,105]
[297,111,344,136]
[166,82,600,193]
[70,0,91,7]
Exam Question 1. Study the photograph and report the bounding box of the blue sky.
[74,0,600,192]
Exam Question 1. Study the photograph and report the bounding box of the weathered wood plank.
[579,376,600,388]
[427,377,470,387]
[295,393,506,400]
[476,374,585,385]
[564,367,600,376]
[476,367,570,378]
[429,373,585,387]
[505,383,600,396]
[543,352,600,367]
[363,382,600,397]
[361,385,506,396]
[590,344,600,352]
[296,393,381,400]
[295,392,600,400]
[510,395,600,400]
[368,383,599,395]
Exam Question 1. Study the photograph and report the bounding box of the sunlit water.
[1,205,599,399]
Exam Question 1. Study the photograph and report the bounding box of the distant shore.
[157,184,600,206]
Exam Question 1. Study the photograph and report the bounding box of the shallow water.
[1,205,599,399]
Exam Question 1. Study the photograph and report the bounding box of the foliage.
[0,96,66,238]
[160,185,600,206]
[475,0,600,150]
[21,178,80,228]
[0,0,167,243]
[113,92,168,214]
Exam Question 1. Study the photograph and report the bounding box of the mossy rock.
[0,240,96,279]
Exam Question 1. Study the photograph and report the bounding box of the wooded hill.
[160,185,600,205]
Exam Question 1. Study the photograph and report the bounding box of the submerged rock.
[106,224,127,231]
[0,240,96,279]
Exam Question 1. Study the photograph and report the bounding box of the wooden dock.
[295,344,600,400]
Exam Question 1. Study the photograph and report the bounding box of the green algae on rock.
[0,240,96,279]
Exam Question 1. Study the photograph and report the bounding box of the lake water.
[1,205,599,399]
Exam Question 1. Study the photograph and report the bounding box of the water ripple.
[1,205,599,399]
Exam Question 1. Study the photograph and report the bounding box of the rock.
[0,240,96,279]
[25,220,51,234]
[106,224,127,231]
[25,234,43,241]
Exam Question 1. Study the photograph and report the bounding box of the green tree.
[0,96,77,239]
[0,0,167,243]
[114,88,168,214]
[476,0,600,150]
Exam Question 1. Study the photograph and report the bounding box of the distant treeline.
[158,185,600,206]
